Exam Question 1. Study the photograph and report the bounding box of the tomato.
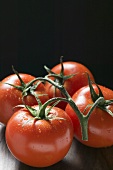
[65,84,113,148]
[0,74,49,125]
[45,61,95,110]
[5,105,74,167]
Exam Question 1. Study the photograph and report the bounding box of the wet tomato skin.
[0,74,49,125]
[5,105,74,167]
[65,84,113,148]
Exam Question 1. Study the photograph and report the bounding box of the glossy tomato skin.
[0,74,49,125]
[65,84,113,148]
[45,61,95,110]
[5,105,74,167]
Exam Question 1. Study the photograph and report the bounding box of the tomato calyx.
[88,74,113,116]
[5,66,45,103]
[44,56,76,86]
[4,66,31,96]
[24,97,68,120]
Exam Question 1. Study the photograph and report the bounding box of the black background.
[1,0,113,89]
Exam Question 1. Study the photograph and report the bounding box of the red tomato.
[5,105,74,167]
[45,61,95,110]
[65,84,113,148]
[0,74,49,125]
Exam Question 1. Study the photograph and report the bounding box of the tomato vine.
[26,72,104,141]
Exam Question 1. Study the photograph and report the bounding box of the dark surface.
[1,124,113,170]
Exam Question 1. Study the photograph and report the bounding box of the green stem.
[29,76,83,118]
[80,116,89,141]
[80,97,104,140]
[39,97,68,119]
[86,97,104,119]
[27,76,104,140]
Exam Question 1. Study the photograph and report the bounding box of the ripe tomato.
[65,84,113,148]
[0,74,49,125]
[5,105,74,167]
[45,61,95,110]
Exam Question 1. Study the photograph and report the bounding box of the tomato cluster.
[0,58,113,167]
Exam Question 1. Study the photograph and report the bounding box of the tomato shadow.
[70,138,113,170]
[0,124,6,143]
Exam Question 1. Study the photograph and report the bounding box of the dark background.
[1,0,113,89]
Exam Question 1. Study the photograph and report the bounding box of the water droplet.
[59,120,62,123]
[107,129,111,133]
[66,137,69,142]
[18,97,21,101]
[91,130,95,134]
[39,129,41,133]
[23,117,28,120]
[101,117,104,122]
